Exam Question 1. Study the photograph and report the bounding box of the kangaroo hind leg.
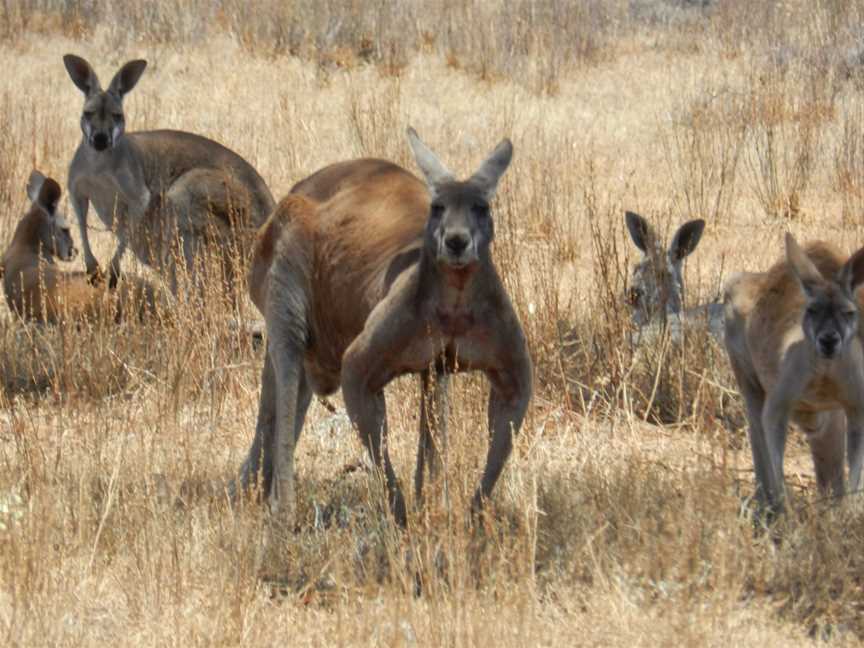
[165,169,253,305]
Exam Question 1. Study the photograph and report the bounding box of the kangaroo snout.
[817,331,842,358]
[445,232,470,256]
[92,132,110,151]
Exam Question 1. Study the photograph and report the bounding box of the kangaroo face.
[801,285,857,359]
[41,209,77,262]
[407,127,512,275]
[63,54,147,154]
[27,172,77,262]
[627,247,683,327]
[426,182,494,269]
[81,91,125,152]
[787,233,864,361]
[625,212,705,328]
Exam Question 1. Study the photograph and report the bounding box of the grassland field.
[3,1,864,645]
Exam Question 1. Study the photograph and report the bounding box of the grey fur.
[63,54,275,302]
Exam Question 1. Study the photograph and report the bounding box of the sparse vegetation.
[2,0,864,645]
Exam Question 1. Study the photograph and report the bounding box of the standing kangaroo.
[724,234,864,517]
[63,54,275,303]
[237,128,533,527]
[625,211,724,342]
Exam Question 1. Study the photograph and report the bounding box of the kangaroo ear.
[406,126,454,190]
[669,219,705,261]
[26,170,46,204]
[625,211,653,254]
[63,54,101,96]
[470,138,513,200]
[36,177,62,215]
[840,244,864,294]
[786,233,824,297]
[108,59,147,98]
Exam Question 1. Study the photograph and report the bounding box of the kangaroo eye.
[83,111,95,118]
[430,203,444,219]
[806,306,820,315]
[112,113,123,120]
[472,203,490,218]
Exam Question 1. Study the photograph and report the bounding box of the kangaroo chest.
[798,381,854,417]
[400,304,495,374]
[79,173,173,265]
[81,175,128,230]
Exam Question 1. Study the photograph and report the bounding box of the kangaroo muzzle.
[92,131,110,151]
[439,229,476,267]
[817,330,842,358]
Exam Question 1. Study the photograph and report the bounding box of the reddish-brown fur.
[2,182,169,324]
[251,160,429,391]
[239,135,532,526]
[730,242,862,392]
[724,236,864,516]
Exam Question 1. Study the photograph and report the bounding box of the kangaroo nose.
[92,132,109,151]
[818,332,841,357]
[445,233,470,255]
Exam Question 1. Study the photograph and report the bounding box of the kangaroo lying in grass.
[724,233,864,517]
[1,171,169,324]
[625,211,724,343]
[237,129,533,527]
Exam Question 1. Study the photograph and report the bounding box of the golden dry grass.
[4,1,864,645]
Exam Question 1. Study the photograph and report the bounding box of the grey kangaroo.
[63,54,275,303]
[236,128,533,527]
[625,211,724,342]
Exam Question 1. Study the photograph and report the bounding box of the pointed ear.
[36,177,62,215]
[470,138,513,199]
[63,54,101,96]
[406,126,454,189]
[786,233,824,297]
[625,211,652,254]
[108,59,147,98]
[669,219,705,261]
[839,244,864,294]
[26,170,46,204]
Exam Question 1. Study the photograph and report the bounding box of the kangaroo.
[2,171,169,324]
[236,128,533,527]
[724,233,864,517]
[63,54,275,304]
[625,211,724,342]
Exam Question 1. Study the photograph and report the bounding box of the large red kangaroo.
[237,128,533,526]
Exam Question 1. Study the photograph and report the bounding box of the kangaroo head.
[787,233,864,360]
[63,54,147,153]
[625,211,705,327]
[407,127,512,273]
[26,171,77,262]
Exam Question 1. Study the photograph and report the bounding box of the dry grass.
[3,0,864,645]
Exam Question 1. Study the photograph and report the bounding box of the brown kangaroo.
[63,54,275,304]
[724,233,864,517]
[237,128,533,527]
[2,171,169,324]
